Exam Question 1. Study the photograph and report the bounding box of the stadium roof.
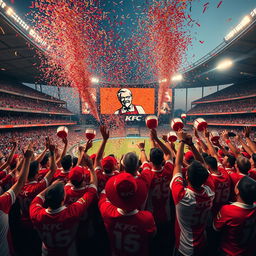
[0,11,45,84]
[176,8,256,88]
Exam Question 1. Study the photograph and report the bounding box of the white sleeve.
[136,105,145,114]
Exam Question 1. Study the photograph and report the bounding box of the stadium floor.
[69,137,183,159]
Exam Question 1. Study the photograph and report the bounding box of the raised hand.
[85,140,93,152]
[137,140,145,150]
[162,135,168,142]
[150,129,158,140]
[100,126,110,141]
[203,129,210,139]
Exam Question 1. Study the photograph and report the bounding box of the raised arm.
[0,141,17,171]
[236,134,253,156]
[204,129,219,160]
[194,128,208,154]
[244,127,256,153]
[44,144,57,184]
[137,140,148,163]
[150,129,172,161]
[84,153,97,188]
[222,130,240,158]
[35,137,49,163]
[95,126,109,168]
[11,145,33,196]
[173,131,185,176]
[56,137,68,166]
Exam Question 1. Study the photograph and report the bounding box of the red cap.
[102,156,116,171]
[241,152,250,159]
[184,151,194,162]
[218,149,225,157]
[105,173,147,212]
[68,166,84,183]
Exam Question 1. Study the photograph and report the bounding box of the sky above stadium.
[6,0,256,66]
[6,0,256,111]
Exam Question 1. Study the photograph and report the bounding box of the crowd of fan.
[188,97,256,114]
[0,124,256,256]
[0,93,72,114]
[0,81,61,102]
[193,82,256,103]
[0,115,74,126]
[199,115,256,125]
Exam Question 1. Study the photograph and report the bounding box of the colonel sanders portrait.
[114,88,145,115]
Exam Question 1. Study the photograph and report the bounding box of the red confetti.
[217,1,223,8]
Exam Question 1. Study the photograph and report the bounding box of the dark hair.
[45,183,65,209]
[187,161,209,189]
[227,155,236,167]
[150,148,164,166]
[202,152,209,160]
[40,153,49,167]
[71,179,83,188]
[72,157,78,167]
[28,161,39,179]
[237,176,256,205]
[237,156,251,175]
[205,156,218,170]
[61,155,72,171]
[252,153,256,164]
[123,152,139,175]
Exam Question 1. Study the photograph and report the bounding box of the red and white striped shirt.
[170,173,215,256]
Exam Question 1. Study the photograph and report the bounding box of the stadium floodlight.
[6,7,14,16]
[216,59,233,70]
[91,77,99,84]
[171,74,183,82]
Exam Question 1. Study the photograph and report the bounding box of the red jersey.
[54,168,69,183]
[229,172,246,202]
[210,166,231,216]
[38,168,50,180]
[213,202,256,256]
[248,168,256,181]
[96,166,119,192]
[98,191,156,256]
[170,173,215,256]
[30,184,97,256]
[225,167,237,175]
[142,160,174,223]
[0,169,7,179]
[0,189,16,256]
[18,178,49,226]
[64,183,88,205]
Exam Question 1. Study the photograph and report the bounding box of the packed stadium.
[0,1,256,256]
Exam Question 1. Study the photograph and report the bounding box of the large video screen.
[81,89,96,114]
[160,89,173,114]
[100,88,155,115]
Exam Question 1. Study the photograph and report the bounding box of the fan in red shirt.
[18,144,57,255]
[203,132,231,216]
[64,166,88,205]
[139,129,174,255]
[53,155,73,183]
[249,153,256,180]
[38,153,51,180]
[0,143,33,256]
[30,154,97,256]
[229,156,251,201]
[213,176,256,256]
[170,131,215,256]
[94,126,119,193]
[99,172,156,256]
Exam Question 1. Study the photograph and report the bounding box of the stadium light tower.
[171,74,183,82]
[216,59,233,70]
[91,77,99,84]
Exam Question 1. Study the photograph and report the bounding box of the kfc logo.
[125,116,142,122]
